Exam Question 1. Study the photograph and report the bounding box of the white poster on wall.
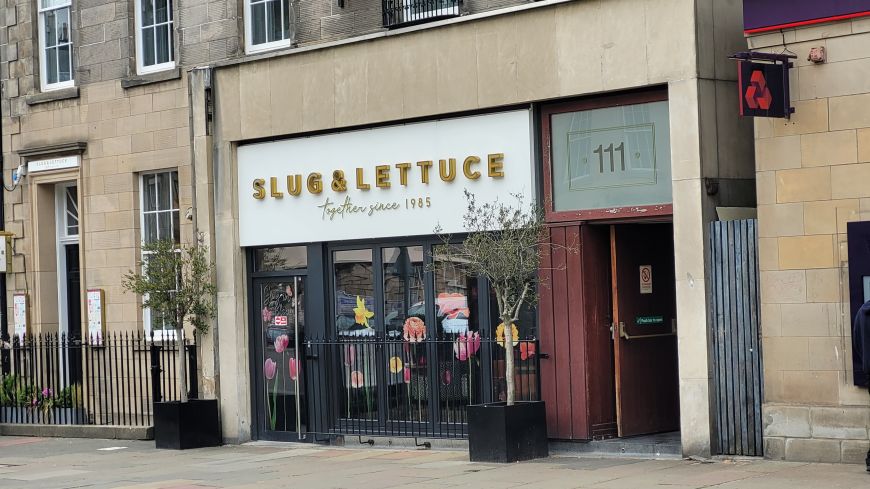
[237,110,535,247]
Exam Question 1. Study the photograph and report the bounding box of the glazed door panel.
[611,223,679,437]
[253,277,307,441]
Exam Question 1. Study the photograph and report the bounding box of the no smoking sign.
[639,265,653,294]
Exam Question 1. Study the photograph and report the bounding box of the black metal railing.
[301,335,540,440]
[0,332,195,426]
[382,0,460,28]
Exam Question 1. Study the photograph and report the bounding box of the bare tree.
[436,190,549,405]
[123,234,217,403]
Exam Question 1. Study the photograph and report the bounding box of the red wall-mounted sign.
[733,52,795,119]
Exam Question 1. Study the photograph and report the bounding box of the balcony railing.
[382,0,460,28]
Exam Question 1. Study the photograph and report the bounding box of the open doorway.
[608,222,679,438]
[55,182,81,385]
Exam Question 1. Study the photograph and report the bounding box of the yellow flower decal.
[353,295,375,328]
[496,322,520,348]
[389,356,404,374]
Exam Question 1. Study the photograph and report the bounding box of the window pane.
[155,0,168,23]
[433,247,477,336]
[281,0,291,40]
[156,25,170,64]
[334,249,375,335]
[157,172,171,210]
[44,11,57,47]
[143,27,156,66]
[46,47,58,84]
[143,0,154,26]
[382,246,424,338]
[157,212,171,241]
[143,174,157,211]
[266,0,282,42]
[57,44,71,82]
[169,25,175,61]
[41,0,70,9]
[171,171,179,209]
[255,247,307,272]
[550,101,672,212]
[144,214,158,243]
[66,186,79,235]
[56,8,70,44]
[251,3,266,45]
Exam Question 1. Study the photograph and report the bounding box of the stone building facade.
[746,9,870,464]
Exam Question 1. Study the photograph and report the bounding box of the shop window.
[550,100,672,213]
[255,246,307,272]
[244,0,293,54]
[38,0,74,91]
[432,247,478,337]
[139,171,180,337]
[135,0,175,74]
[333,249,376,336]
[382,246,425,338]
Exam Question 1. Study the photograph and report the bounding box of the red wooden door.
[610,223,679,437]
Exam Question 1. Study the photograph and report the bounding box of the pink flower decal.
[350,370,365,388]
[520,341,537,361]
[264,358,277,380]
[262,307,273,324]
[453,332,481,361]
[288,357,298,381]
[344,345,356,366]
[403,367,411,384]
[441,370,452,385]
[403,317,426,343]
[274,335,290,353]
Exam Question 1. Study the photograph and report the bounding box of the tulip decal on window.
[353,296,375,328]
[403,317,426,343]
[350,370,365,388]
[274,334,290,353]
[263,358,277,380]
[520,341,536,361]
[289,357,299,381]
[262,307,273,324]
[453,332,481,361]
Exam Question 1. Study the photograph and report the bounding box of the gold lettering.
[307,173,323,194]
[356,168,371,190]
[375,165,391,188]
[287,174,302,196]
[331,170,347,192]
[439,159,456,182]
[487,153,504,178]
[253,179,266,200]
[416,161,432,184]
[270,176,283,198]
[463,156,481,180]
[395,163,411,186]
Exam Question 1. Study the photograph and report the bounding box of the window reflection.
[433,246,477,337]
[334,249,376,336]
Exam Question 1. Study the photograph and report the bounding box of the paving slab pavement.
[0,436,868,488]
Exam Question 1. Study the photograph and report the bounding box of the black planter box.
[154,399,221,450]
[467,401,548,463]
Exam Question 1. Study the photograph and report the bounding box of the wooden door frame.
[540,87,672,224]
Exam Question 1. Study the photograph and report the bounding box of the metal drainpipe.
[0,90,8,376]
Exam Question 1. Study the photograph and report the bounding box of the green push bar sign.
[636,315,664,325]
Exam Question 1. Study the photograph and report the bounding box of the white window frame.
[37,0,75,92]
[139,170,180,340]
[134,0,176,75]
[244,0,293,54]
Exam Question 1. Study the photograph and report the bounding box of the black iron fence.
[299,335,540,440]
[0,332,195,426]
[382,0,460,28]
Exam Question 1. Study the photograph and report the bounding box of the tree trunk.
[503,313,515,406]
[176,325,189,403]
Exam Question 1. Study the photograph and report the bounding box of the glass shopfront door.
[253,277,307,441]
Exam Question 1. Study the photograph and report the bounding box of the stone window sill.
[25,87,80,106]
[121,68,182,89]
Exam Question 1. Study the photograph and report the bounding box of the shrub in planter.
[123,235,220,449]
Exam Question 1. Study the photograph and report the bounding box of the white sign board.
[237,110,534,246]
[13,293,27,341]
[27,155,80,173]
[639,265,653,294]
[87,289,105,344]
